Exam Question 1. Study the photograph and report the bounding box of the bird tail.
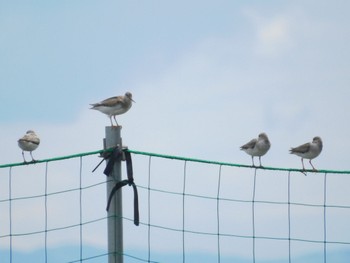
[90,104,98,109]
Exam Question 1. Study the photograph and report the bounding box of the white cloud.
[243,9,294,56]
[258,16,292,53]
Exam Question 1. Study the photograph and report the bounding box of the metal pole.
[105,126,123,263]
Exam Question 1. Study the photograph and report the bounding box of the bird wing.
[290,142,310,154]
[19,134,40,145]
[91,96,123,107]
[240,138,257,150]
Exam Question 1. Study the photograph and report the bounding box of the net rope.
[1,149,350,262]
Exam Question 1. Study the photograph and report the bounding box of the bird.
[290,136,323,171]
[18,130,40,162]
[240,133,271,167]
[90,92,135,127]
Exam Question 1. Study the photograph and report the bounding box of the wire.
[2,149,350,263]
[2,148,350,174]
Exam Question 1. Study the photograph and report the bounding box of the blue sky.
[1,0,350,167]
[1,0,350,262]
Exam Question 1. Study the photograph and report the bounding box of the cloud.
[243,9,294,57]
[257,16,292,54]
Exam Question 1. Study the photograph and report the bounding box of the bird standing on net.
[90,91,135,127]
[18,130,40,163]
[240,133,271,167]
[290,136,323,171]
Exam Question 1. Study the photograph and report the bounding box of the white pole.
[105,126,123,263]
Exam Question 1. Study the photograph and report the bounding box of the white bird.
[90,92,135,127]
[290,136,323,171]
[240,133,271,167]
[18,130,40,162]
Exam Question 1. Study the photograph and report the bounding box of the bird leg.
[113,116,120,127]
[30,152,36,162]
[300,158,306,170]
[251,156,255,167]
[296,158,307,175]
[109,116,114,127]
[109,116,119,127]
[259,156,263,167]
[309,160,317,171]
[22,151,27,163]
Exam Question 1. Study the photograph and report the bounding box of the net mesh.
[1,149,350,262]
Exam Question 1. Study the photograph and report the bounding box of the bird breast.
[18,140,39,151]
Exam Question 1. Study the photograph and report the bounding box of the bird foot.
[300,169,307,176]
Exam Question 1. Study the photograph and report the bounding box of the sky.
[1,0,350,262]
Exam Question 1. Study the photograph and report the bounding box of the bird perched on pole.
[290,136,323,171]
[90,92,135,127]
[240,133,271,167]
[18,130,40,163]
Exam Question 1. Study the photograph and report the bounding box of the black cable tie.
[104,147,122,176]
[91,148,115,173]
[92,158,105,173]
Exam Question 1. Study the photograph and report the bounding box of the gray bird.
[290,136,323,171]
[18,130,40,162]
[90,92,135,127]
[240,133,271,167]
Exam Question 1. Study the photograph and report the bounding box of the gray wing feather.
[91,96,123,107]
[290,143,310,154]
[240,139,257,150]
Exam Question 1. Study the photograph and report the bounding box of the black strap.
[124,150,139,226]
[104,149,139,226]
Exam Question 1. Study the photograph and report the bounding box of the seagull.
[90,92,135,126]
[240,133,271,167]
[290,136,323,171]
[18,130,40,162]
